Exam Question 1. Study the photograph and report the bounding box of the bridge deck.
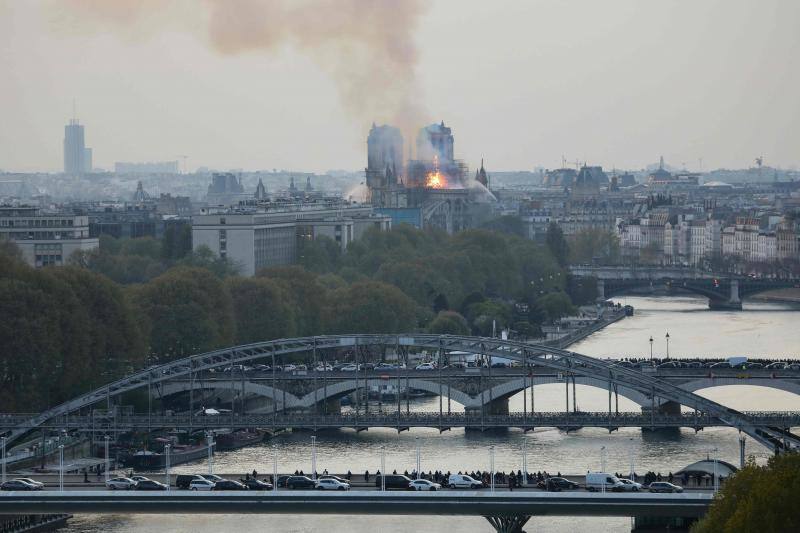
[0,490,713,518]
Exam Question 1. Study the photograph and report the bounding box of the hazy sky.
[1,0,798,173]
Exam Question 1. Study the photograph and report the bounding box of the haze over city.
[2,0,799,173]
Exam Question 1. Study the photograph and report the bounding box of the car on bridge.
[315,478,350,491]
[1,479,42,491]
[447,474,484,489]
[618,479,643,492]
[130,476,153,485]
[200,474,225,483]
[415,362,436,370]
[135,479,168,491]
[11,478,44,490]
[189,479,216,491]
[243,478,273,490]
[315,363,333,372]
[408,479,441,491]
[541,477,580,492]
[340,364,361,372]
[375,474,414,490]
[286,476,316,490]
[647,482,683,493]
[213,479,247,491]
[106,477,138,490]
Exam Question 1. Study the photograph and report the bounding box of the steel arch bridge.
[2,334,797,451]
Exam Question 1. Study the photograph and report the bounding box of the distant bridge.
[569,265,799,309]
[2,335,799,453]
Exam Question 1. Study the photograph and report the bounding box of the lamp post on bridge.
[600,446,607,494]
[489,445,495,493]
[311,435,317,480]
[165,444,171,491]
[380,446,386,492]
[415,436,421,480]
[206,432,214,475]
[649,336,654,361]
[272,444,278,493]
[58,445,64,492]
[104,435,110,483]
[665,332,670,359]
[1,436,6,484]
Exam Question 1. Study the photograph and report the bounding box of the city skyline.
[1,0,799,173]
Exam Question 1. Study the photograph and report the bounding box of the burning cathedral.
[365,121,494,233]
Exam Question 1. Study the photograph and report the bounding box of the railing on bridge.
[3,411,799,431]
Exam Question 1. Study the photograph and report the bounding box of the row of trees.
[0,222,591,411]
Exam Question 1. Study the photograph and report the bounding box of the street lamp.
[415,437,421,480]
[1,436,6,484]
[104,435,110,483]
[711,447,719,494]
[206,432,214,475]
[522,439,528,486]
[380,446,386,492]
[489,446,495,493]
[600,446,607,494]
[665,332,670,359]
[165,444,171,491]
[272,444,278,493]
[649,336,654,361]
[311,435,317,480]
[58,445,64,492]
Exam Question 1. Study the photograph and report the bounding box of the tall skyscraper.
[64,118,92,176]
[64,119,87,175]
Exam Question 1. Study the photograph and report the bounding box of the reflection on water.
[64,296,799,533]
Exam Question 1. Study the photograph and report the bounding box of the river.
[64,296,800,532]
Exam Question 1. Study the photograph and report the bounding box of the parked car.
[618,478,643,492]
[648,482,683,493]
[709,362,731,369]
[1,479,42,491]
[374,363,396,371]
[253,364,271,372]
[319,475,349,484]
[286,476,316,490]
[315,364,333,372]
[447,474,483,489]
[415,363,436,370]
[375,474,414,490]
[315,478,350,491]
[340,364,360,372]
[106,477,138,490]
[544,477,579,492]
[135,480,168,491]
[276,475,292,488]
[243,478,273,490]
[765,362,788,369]
[408,479,441,491]
[200,474,225,483]
[585,472,625,492]
[190,479,216,491]
[12,478,44,489]
[130,476,152,484]
[176,474,204,490]
[213,479,247,491]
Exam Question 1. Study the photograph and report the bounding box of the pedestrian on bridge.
[364,470,370,482]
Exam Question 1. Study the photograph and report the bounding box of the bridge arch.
[676,378,800,401]
[159,380,294,410]
[486,376,651,407]
[296,378,475,409]
[2,333,789,451]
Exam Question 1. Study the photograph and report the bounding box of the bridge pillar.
[709,279,742,310]
[484,515,530,533]
[596,279,606,302]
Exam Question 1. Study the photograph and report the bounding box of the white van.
[585,472,624,492]
[448,474,484,489]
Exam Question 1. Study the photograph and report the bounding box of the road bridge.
[2,335,798,453]
[152,366,800,415]
[568,265,800,309]
[0,490,714,533]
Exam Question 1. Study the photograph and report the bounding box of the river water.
[64,296,800,532]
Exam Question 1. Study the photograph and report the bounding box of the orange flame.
[425,155,446,188]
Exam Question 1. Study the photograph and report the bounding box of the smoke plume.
[58,0,430,135]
